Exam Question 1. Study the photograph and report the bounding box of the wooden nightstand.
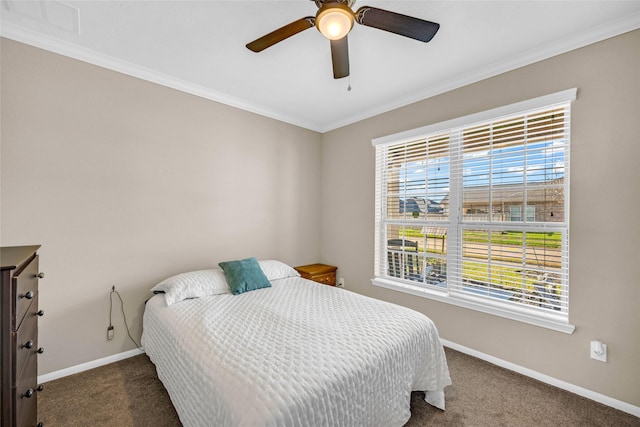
[294,264,337,287]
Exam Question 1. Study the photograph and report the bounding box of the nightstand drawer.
[294,264,338,287]
[313,272,336,286]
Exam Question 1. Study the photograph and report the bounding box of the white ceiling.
[2,1,640,132]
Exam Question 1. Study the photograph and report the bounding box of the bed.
[142,259,451,426]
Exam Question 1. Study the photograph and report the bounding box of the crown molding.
[319,10,640,133]
[3,10,640,134]
[0,22,323,132]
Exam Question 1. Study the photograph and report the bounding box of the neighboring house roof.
[449,178,564,205]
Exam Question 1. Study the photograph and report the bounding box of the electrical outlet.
[107,326,114,340]
[590,340,607,362]
[337,278,345,288]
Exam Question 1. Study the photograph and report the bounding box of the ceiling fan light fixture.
[316,3,354,40]
[247,0,440,80]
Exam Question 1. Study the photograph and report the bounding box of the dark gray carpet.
[39,348,639,426]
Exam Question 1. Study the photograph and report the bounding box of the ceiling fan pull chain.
[347,76,352,92]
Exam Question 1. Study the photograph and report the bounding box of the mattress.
[142,276,451,426]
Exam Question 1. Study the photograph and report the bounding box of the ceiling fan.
[246,0,440,79]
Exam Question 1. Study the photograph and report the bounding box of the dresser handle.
[23,388,34,398]
[37,384,44,392]
[36,272,45,279]
[36,347,44,354]
[37,310,45,316]
[23,340,34,349]
[21,290,34,299]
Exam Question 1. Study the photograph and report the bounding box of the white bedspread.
[142,277,451,427]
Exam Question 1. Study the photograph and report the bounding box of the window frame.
[372,89,577,334]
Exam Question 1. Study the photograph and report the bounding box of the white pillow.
[151,269,230,305]
[259,260,300,281]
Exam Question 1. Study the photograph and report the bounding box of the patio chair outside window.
[387,239,420,280]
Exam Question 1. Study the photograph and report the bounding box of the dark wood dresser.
[294,263,337,286]
[1,246,44,427]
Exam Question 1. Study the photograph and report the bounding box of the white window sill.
[371,277,576,334]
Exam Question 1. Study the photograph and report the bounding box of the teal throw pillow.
[218,257,271,295]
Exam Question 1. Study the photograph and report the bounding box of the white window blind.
[373,89,575,331]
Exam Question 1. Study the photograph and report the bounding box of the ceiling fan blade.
[330,37,349,79]
[355,6,439,43]
[246,17,315,52]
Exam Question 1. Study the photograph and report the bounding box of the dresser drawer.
[15,349,39,427]
[13,293,39,382]
[13,255,39,331]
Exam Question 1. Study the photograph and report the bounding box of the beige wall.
[321,29,640,407]
[0,39,322,374]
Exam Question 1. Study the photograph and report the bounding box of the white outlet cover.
[590,341,607,362]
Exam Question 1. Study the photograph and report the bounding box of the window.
[509,206,535,222]
[373,89,576,333]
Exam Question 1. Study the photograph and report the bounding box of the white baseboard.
[38,348,145,384]
[441,339,640,418]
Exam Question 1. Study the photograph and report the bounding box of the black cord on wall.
[109,285,142,349]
